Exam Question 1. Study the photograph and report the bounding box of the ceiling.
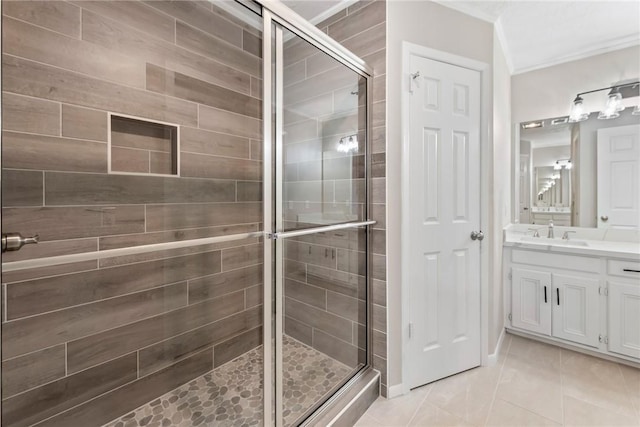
[283,0,640,75]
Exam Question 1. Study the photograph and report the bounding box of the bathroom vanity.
[503,224,640,364]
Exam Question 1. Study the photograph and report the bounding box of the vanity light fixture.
[569,81,639,122]
[521,121,543,129]
[336,134,358,153]
[554,159,572,170]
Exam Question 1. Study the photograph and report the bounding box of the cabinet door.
[512,268,551,335]
[552,274,600,347]
[609,281,640,359]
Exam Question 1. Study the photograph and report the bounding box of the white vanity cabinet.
[607,260,640,359]
[551,274,600,347]
[511,268,551,335]
[506,246,640,363]
[511,266,600,348]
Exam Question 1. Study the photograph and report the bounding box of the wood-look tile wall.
[1,2,264,425]
[315,1,388,396]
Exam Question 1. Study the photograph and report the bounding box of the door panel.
[512,268,552,336]
[275,24,369,426]
[407,55,481,388]
[597,125,640,228]
[551,274,599,347]
[609,281,640,359]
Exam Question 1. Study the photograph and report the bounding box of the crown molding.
[512,35,640,75]
[431,0,498,23]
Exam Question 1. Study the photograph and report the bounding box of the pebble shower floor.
[103,336,352,427]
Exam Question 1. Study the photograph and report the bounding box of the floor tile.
[354,413,389,427]
[364,385,431,426]
[561,349,637,419]
[507,334,561,372]
[563,395,639,427]
[364,335,640,427]
[486,399,561,426]
[426,365,502,426]
[617,363,640,418]
[496,356,563,423]
[408,401,474,427]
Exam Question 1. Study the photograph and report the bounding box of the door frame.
[400,42,491,395]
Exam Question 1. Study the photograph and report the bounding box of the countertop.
[503,224,640,260]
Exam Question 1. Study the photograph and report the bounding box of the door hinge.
[599,334,609,344]
[508,271,512,280]
[408,322,414,338]
[599,286,609,296]
[508,313,512,321]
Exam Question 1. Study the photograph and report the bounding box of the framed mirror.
[518,107,640,228]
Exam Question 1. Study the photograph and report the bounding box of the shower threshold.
[103,336,352,427]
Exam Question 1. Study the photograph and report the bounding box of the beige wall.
[511,46,640,124]
[490,31,511,351]
[387,0,508,391]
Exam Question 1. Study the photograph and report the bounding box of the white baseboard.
[387,384,404,399]
[486,328,506,366]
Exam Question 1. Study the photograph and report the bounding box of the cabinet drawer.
[608,260,640,280]
[512,250,600,273]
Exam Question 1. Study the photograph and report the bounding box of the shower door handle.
[2,232,39,253]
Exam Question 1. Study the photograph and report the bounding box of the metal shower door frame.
[259,2,375,425]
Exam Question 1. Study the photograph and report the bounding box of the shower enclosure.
[0,1,374,426]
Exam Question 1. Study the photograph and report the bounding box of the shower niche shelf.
[108,113,180,176]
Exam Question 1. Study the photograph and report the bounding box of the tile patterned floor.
[358,333,640,427]
[103,336,351,427]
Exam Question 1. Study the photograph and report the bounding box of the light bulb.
[568,95,589,122]
[554,161,562,170]
[565,160,572,170]
[598,88,624,119]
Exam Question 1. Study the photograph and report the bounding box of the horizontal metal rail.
[2,231,264,273]
[272,220,376,239]
[1,221,377,273]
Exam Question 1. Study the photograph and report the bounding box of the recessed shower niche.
[109,114,180,176]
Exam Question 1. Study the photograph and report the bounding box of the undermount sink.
[520,236,589,247]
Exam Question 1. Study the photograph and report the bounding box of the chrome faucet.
[527,227,543,237]
[547,220,554,238]
[562,231,576,240]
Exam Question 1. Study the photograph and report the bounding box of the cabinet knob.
[600,215,609,222]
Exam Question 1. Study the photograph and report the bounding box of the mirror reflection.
[519,108,640,228]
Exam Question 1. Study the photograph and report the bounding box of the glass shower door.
[271,23,372,426]
[1,1,269,426]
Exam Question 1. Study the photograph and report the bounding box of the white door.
[511,268,552,336]
[406,56,481,388]
[551,274,599,347]
[597,125,640,228]
[609,280,640,359]
[519,154,531,223]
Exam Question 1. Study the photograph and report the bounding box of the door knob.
[2,233,39,253]
[600,215,608,222]
[470,230,484,241]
